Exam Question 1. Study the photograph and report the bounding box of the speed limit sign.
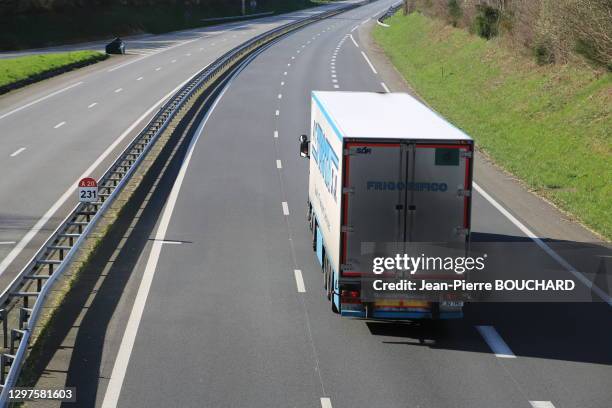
[78,177,98,202]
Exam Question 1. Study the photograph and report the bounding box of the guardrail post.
[9,330,23,355]
[0,309,6,349]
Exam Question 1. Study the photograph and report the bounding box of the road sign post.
[78,177,98,203]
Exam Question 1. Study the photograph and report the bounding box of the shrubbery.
[404,0,612,69]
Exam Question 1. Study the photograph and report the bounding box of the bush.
[474,4,500,39]
[447,0,462,27]
[534,39,555,65]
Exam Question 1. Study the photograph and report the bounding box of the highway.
[12,1,612,407]
[0,1,353,293]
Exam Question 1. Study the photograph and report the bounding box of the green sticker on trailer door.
[435,148,460,166]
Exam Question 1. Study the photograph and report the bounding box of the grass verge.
[0,51,107,90]
[373,12,611,240]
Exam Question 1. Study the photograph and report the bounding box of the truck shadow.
[364,232,612,367]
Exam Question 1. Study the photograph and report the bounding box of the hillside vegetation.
[0,0,322,50]
[402,0,611,70]
[373,12,611,239]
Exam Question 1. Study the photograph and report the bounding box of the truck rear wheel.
[331,273,339,313]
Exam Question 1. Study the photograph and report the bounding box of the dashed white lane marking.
[136,77,143,81]
[291,56,295,60]
[283,71,288,75]
[278,94,282,99]
[0,242,16,245]
[321,398,333,408]
[199,47,203,51]
[529,402,555,408]
[160,240,182,245]
[0,81,83,121]
[186,53,191,56]
[274,130,279,138]
[331,74,337,78]
[0,72,199,279]
[473,183,612,306]
[476,326,516,358]
[361,51,378,74]
[282,201,290,215]
[276,159,282,169]
[349,34,359,48]
[88,102,98,108]
[155,67,161,71]
[275,110,280,116]
[361,17,371,25]
[332,79,338,83]
[381,82,390,93]
[294,269,306,293]
[171,59,176,63]
[107,38,198,72]
[53,121,66,129]
[288,63,291,67]
[351,25,358,32]
[333,85,340,89]
[114,88,123,93]
[10,147,26,157]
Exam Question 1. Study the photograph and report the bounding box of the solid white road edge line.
[361,51,378,74]
[100,69,231,408]
[476,325,516,358]
[0,72,199,278]
[0,242,16,245]
[0,82,83,121]
[349,34,359,48]
[473,183,612,306]
[294,269,306,293]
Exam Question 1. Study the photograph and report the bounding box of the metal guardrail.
[377,1,403,26]
[0,3,360,405]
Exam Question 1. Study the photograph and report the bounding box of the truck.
[299,91,474,320]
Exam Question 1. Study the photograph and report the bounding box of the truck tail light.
[341,290,361,304]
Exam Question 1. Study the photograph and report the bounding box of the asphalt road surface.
[72,1,610,407]
[19,0,612,407]
[0,1,354,294]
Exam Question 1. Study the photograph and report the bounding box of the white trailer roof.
[312,91,473,141]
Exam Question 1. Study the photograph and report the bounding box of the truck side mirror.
[299,135,310,158]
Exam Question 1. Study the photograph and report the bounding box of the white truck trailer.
[300,91,474,319]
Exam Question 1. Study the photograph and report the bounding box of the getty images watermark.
[368,253,575,297]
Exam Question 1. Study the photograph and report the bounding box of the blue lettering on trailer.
[366,181,449,192]
[312,122,339,201]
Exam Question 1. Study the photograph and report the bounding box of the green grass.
[0,51,106,88]
[374,13,611,240]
